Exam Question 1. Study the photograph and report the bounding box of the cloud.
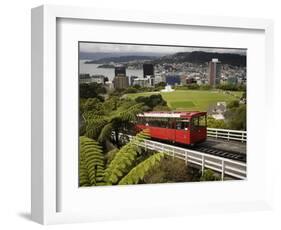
[79,42,246,55]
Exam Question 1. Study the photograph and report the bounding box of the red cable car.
[135,111,207,145]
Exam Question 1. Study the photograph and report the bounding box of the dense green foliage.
[174,84,200,90]
[207,116,228,129]
[79,136,105,186]
[80,82,106,99]
[79,132,165,186]
[200,169,220,181]
[144,157,195,183]
[225,104,246,130]
[207,100,246,130]
[103,132,147,184]
[135,94,167,111]
[118,152,164,185]
[80,97,144,145]
[217,83,246,91]
[227,100,240,109]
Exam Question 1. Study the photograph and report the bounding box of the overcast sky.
[79,42,246,55]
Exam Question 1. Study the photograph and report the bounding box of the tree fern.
[79,153,91,186]
[103,132,148,185]
[79,136,105,186]
[118,152,165,185]
[85,116,108,139]
[98,123,113,143]
[118,103,144,122]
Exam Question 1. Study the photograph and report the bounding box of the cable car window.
[191,117,199,127]
[176,122,181,130]
[183,122,189,130]
[199,115,206,127]
[168,119,174,129]
[175,121,189,130]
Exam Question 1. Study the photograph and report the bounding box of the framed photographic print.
[31,5,274,225]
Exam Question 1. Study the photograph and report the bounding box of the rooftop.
[137,111,206,118]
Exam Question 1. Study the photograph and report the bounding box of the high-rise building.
[79,74,92,84]
[115,65,126,77]
[128,75,138,86]
[208,58,222,86]
[113,74,129,89]
[143,63,154,86]
[143,64,154,78]
[165,75,181,86]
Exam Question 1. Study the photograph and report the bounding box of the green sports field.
[126,90,243,112]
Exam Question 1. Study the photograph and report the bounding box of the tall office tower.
[143,63,154,78]
[208,58,222,86]
[113,74,129,89]
[114,65,126,77]
[143,63,154,86]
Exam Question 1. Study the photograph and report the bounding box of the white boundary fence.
[207,128,247,143]
[120,134,247,180]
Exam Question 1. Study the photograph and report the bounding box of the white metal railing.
[207,128,247,143]
[117,133,247,180]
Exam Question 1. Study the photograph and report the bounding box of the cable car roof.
[137,111,206,118]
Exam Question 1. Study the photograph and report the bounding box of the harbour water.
[79,61,143,81]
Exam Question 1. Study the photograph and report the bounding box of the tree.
[79,132,165,186]
[207,116,228,129]
[135,94,167,110]
[225,104,246,130]
[155,82,166,88]
[79,82,106,99]
[227,100,240,109]
[143,157,192,183]
[84,99,144,147]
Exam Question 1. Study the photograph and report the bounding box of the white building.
[133,77,150,87]
[91,75,105,84]
[79,74,105,84]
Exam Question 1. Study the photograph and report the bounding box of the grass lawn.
[126,90,243,112]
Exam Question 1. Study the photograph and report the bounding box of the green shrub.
[200,169,220,181]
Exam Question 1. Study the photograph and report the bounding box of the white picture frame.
[31,4,274,225]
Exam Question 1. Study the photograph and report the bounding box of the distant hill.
[81,51,246,67]
[85,55,158,64]
[156,51,246,66]
[80,52,118,60]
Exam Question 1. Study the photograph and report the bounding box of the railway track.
[190,145,246,162]
[146,138,247,162]
[117,133,246,163]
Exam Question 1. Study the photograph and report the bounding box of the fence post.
[144,141,147,151]
[241,132,244,143]
[185,151,188,165]
[221,160,225,180]
[215,130,218,139]
[201,155,205,175]
[172,149,175,159]
[227,130,230,141]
